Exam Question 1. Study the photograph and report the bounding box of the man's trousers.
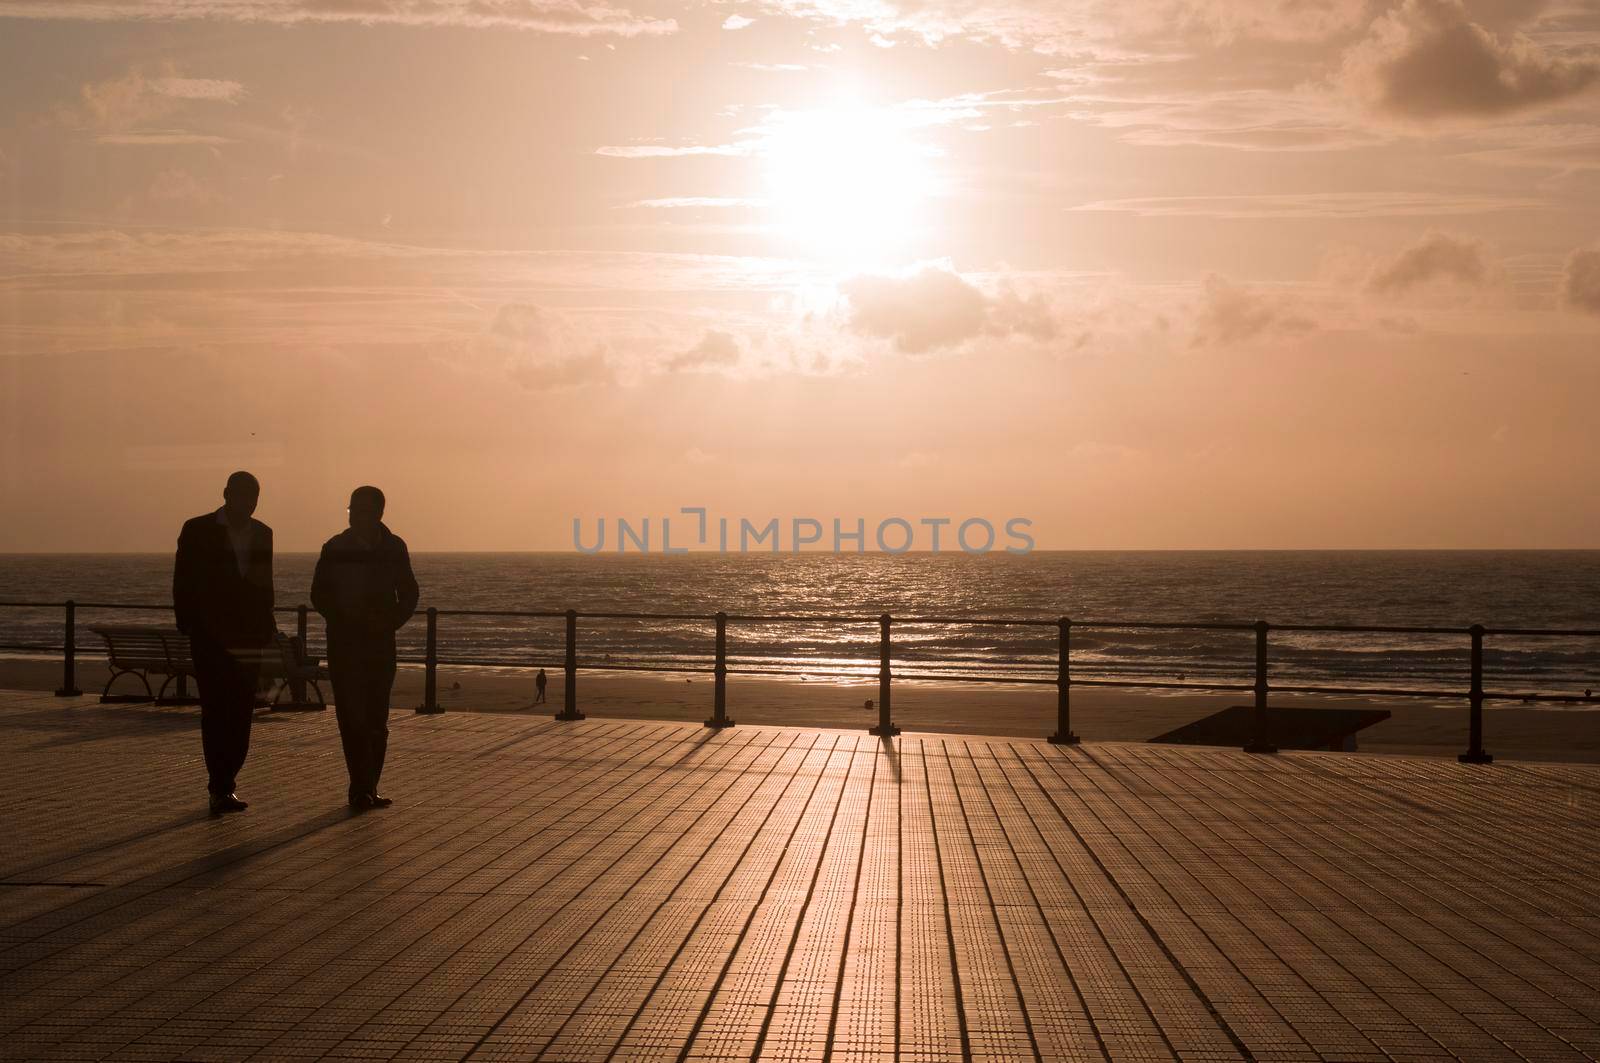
[192,636,259,796]
[328,635,397,798]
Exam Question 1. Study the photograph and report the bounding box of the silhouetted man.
[312,486,419,810]
[535,668,547,705]
[174,471,275,814]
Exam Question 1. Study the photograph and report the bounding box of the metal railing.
[3,598,1598,764]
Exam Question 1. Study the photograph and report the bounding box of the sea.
[2,552,1598,698]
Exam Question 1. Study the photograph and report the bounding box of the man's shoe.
[348,793,376,810]
[368,793,393,808]
[209,793,248,814]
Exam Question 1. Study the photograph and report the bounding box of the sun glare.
[760,105,941,267]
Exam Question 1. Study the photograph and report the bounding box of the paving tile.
[1,691,1598,1060]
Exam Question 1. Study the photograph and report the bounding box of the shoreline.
[2,656,1596,764]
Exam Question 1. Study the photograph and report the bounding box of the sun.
[759,104,942,267]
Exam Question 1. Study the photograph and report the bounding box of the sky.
[1,0,1598,551]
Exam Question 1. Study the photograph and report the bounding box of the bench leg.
[101,669,154,704]
[156,673,201,707]
[270,677,329,712]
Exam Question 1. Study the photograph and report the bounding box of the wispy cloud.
[1058,87,1385,153]
[1454,123,1600,172]
[0,0,677,35]
[51,63,247,150]
[1070,192,1545,218]
[153,77,244,102]
[623,197,768,208]
[95,130,235,145]
[595,143,753,157]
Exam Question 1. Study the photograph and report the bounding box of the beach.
[3,656,1595,764]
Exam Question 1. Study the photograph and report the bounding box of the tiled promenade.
[2,691,1599,1062]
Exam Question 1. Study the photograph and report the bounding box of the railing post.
[416,607,442,714]
[706,611,733,728]
[1049,616,1078,744]
[291,603,309,705]
[556,608,584,721]
[870,613,899,737]
[1459,624,1493,764]
[55,600,82,697]
[1243,620,1277,753]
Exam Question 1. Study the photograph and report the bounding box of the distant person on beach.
[535,668,548,704]
[312,486,420,811]
[173,470,276,815]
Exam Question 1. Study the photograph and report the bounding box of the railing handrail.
[5,598,1600,637]
[6,597,1597,762]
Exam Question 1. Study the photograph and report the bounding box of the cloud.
[623,196,767,208]
[668,329,742,370]
[722,14,754,29]
[1057,86,1386,153]
[839,266,1056,353]
[1339,0,1600,121]
[54,64,246,147]
[154,77,245,102]
[1454,123,1600,172]
[1366,231,1489,294]
[0,0,677,35]
[1563,246,1600,315]
[1192,274,1316,346]
[595,143,752,157]
[96,131,235,145]
[479,304,612,388]
[1071,192,1543,218]
[147,168,217,204]
[731,0,1373,55]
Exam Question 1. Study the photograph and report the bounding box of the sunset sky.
[2,0,1598,551]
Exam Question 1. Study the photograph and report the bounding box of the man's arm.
[173,519,200,636]
[310,542,339,627]
[392,539,420,630]
[261,525,276,634]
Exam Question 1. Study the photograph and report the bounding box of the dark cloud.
[840,267,1056,354]
[1341,0,1599,120]
[1562,246,1600,316]
[1367,231,1489,294]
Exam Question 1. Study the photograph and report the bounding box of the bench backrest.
[90,626,192,673]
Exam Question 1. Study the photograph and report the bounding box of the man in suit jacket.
[173,471,276,814]
[311,486,419,810]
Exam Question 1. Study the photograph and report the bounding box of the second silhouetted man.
[312,486,419,810]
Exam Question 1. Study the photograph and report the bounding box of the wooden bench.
[90,626,197,704]
[89,627,328,710]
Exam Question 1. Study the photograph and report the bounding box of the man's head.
[222,471,259,522]
[348,485,386,538]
